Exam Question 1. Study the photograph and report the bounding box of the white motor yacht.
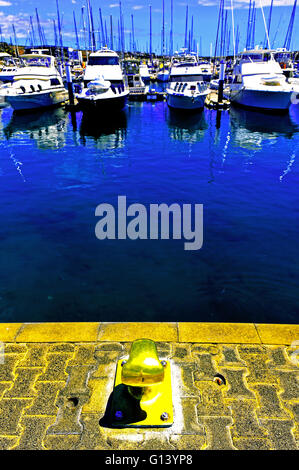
[139,63,151,83]
[197,60,212,82]
[0,53,68,112]
[0,55,21,83]
[157,66,170,82]
[225,48,296,112]
[76,47,129,111]
[166,52,209,111]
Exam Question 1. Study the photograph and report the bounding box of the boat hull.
[5,88,68,112]
[229,87,293,112]
[167,92,207,110]
[77,93,128,112]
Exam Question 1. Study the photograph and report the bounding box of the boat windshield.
[170,74,204,82]
[22,57,51,67]
[88,56,119,66]
[240,53,271,62]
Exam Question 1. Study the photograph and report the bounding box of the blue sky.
[0,0,298,54]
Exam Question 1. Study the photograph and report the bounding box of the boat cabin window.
[240,53,271,62]
[50,78,61,86]
[23,57,51,67]
[170,75,204,82]
[87,56,119,66]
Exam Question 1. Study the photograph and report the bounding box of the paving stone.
[237,348,276,384]
[0,437,19,450]
[171,344,194,363]
[192,344,219,356]
[228,399,267,438]
[169,434,206,450]
[38,353,71,382]
[274,370,299,401]
[0,382,11,399]
[193,354,218,381]
[267,347,296,369]
[68,344,97,366]
[179,397,205,435]
[3,344,27,354]
[43,434,81,450]
[261,419,297,450]
[25,382,65,416]
[46,395,84,435]
[178,364,201,397]
[14,416,55,450]
[63,364,94,396]
[18,344,48,367]
[0,355,23,381]
[77,413,112,449]
[253,384,291,419]
[0,398,32,435]
[48,343,75,353]
[232,438,272,450]
[4,368,43,398]
[135,434,175,450]
[218,346,245,366]
[82,377,112,414]
[196,382,231,417]
[221,369,255,399]
[202,416,236,450]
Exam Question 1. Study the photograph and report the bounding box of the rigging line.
[230,0,236,60]
[259,0,271,50]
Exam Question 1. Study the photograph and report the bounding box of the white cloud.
[109,3,119,7]
[132,5,144,10]
[0,1,12,6]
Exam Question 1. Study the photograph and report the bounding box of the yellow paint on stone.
[256,324,299,345]
[15,322,100,343]
[178,322,261,344]
[97,322,178,342]
[0,324,22,342]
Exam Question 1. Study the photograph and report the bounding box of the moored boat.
[224,48,296,113]
[76,47,129,112]
[0,53,68,112]
[166,52,209,111]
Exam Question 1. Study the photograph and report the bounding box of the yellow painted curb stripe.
[178,322,261,344]
[14,322,101,343]
[0,322,297,345]
[0,324,23,342]
[97,322,178,342]
[255,324,299,345]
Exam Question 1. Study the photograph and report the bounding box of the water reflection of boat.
[3,107,68,149]
[79,110,127,150]
[229,106,298,142]
[167,108,207,142]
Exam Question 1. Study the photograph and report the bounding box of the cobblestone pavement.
[0,322,298,450]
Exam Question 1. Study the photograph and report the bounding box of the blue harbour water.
[0,97,298,323]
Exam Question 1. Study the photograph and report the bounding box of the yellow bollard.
[110,339,173,427]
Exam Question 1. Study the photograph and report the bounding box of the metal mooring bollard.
[109,338,173,427]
